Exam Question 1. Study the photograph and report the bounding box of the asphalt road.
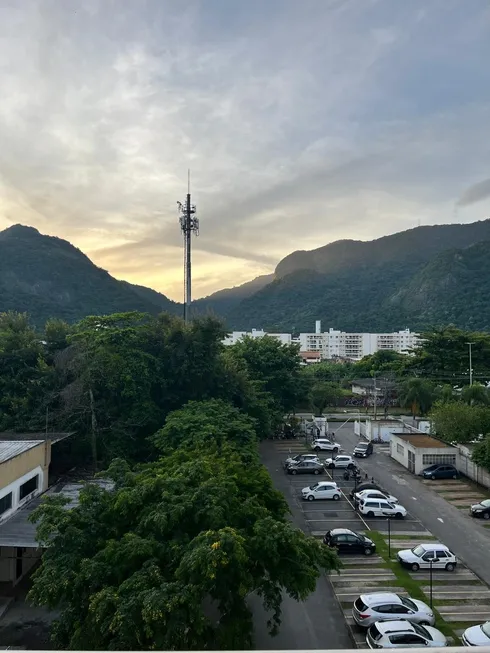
[252,441,353,650]
[338,426,490,585]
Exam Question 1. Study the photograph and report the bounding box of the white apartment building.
[223,321,420,361]
[223,328,292,346]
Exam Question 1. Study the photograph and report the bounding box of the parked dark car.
[323,528,376,556]
[353,441,373,458]
[470,499,490,520]
[287,460,325,475]
[420,464,459,480]
[349,482,389,500]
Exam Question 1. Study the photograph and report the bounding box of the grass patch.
[367,531,461,644]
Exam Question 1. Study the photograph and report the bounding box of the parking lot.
[276,440,430,538]
[263,434,490,648]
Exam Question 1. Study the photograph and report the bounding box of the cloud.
[457,179,490,208]
[0,0,490,300]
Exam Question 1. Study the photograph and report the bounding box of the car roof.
[361,592,402,605]
[375,621,416,634]
[413,542,447,551]
[330,528,357,536]
[313,481,337,486]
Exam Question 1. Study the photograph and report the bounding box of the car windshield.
[480,499,490,508]
[399,596,417,611]
[412,623,431,640]
[481,622,490,638]
[309,484,320,490]
[357,443,368,449]
[412,545,426,557]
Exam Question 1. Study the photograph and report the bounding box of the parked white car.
[311,439,340,453]
[354,489,398,504]
[302,481,341,501]
[358,498,407,519]
[325,455,355,469]
[462,621,490,646]
[366,621,447,649]
[397,543,457,572]
[352,592,435,628]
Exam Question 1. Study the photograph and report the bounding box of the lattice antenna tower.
[177,170,199,323]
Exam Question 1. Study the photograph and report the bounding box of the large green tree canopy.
[28,400,339,650]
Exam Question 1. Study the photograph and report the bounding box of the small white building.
[355,418,408,442]
[223,329,292,346]
[390,433,458,475]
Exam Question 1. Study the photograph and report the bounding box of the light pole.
[466,342,474,386]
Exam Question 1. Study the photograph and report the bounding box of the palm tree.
[461,383,489,406]
[399,378,435,417]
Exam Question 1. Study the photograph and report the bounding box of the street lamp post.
[466,342,474,386]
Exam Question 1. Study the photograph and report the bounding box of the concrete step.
[335,567,395,576]
[437,606,490,623]
[434,491,486,500]
[423,587,490,600]
[331,575,396,586]
[341,557,384,565]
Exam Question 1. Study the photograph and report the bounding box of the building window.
[0,492,12,516]
[422,454,457,466]
[19,475,39,501]
[396,443,404,455]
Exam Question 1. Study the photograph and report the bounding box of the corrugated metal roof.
[0,441,43,464]
[0,478,114,547]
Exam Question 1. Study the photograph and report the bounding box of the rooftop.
[0,478,114,547]
[395,433,453,449]
[0,441,43,464]
[0,431,74,443]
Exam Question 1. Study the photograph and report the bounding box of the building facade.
[223,321,420,361]
[0,440,51,588]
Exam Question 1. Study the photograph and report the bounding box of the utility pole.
[178,171,199,323]
[373,372,378,420]
[466,342,474,386]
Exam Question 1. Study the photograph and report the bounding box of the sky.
[1,0,490,301]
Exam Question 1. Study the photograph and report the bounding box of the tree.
[399,378,435,416]
[309,381,342,416]
[28,400,340,650]
[353,350,407,378]
[430,401,490,444]
[408,326,490,383]
[461,383,489,406]
[227,336,302,415]
[472,434,490,472]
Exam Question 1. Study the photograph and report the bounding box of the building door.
[16,547,23,580]
[407,450,415,474]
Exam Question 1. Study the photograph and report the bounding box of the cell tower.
[177,170,199,323]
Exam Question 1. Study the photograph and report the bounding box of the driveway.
[254,441,353,650]
[337,426,490,586]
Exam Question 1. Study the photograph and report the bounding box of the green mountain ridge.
[0,224,180,326]
[3,220,490,332]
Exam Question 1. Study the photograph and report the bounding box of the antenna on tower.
[177,170,199,323]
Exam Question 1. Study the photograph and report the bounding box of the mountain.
[192,274,274,317]
[225,219,490,332]
[389,240,490,330]
[275,220,490,278]
[0,224,180,326]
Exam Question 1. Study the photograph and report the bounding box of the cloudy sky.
[1,0,490,301]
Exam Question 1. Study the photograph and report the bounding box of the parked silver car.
[352,592,435,628]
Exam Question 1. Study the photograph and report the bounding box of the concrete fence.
[457,445,490,490]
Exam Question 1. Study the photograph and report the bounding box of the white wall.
[0,465,44,525]
[457,446,490,490]
[390,436,408,467]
